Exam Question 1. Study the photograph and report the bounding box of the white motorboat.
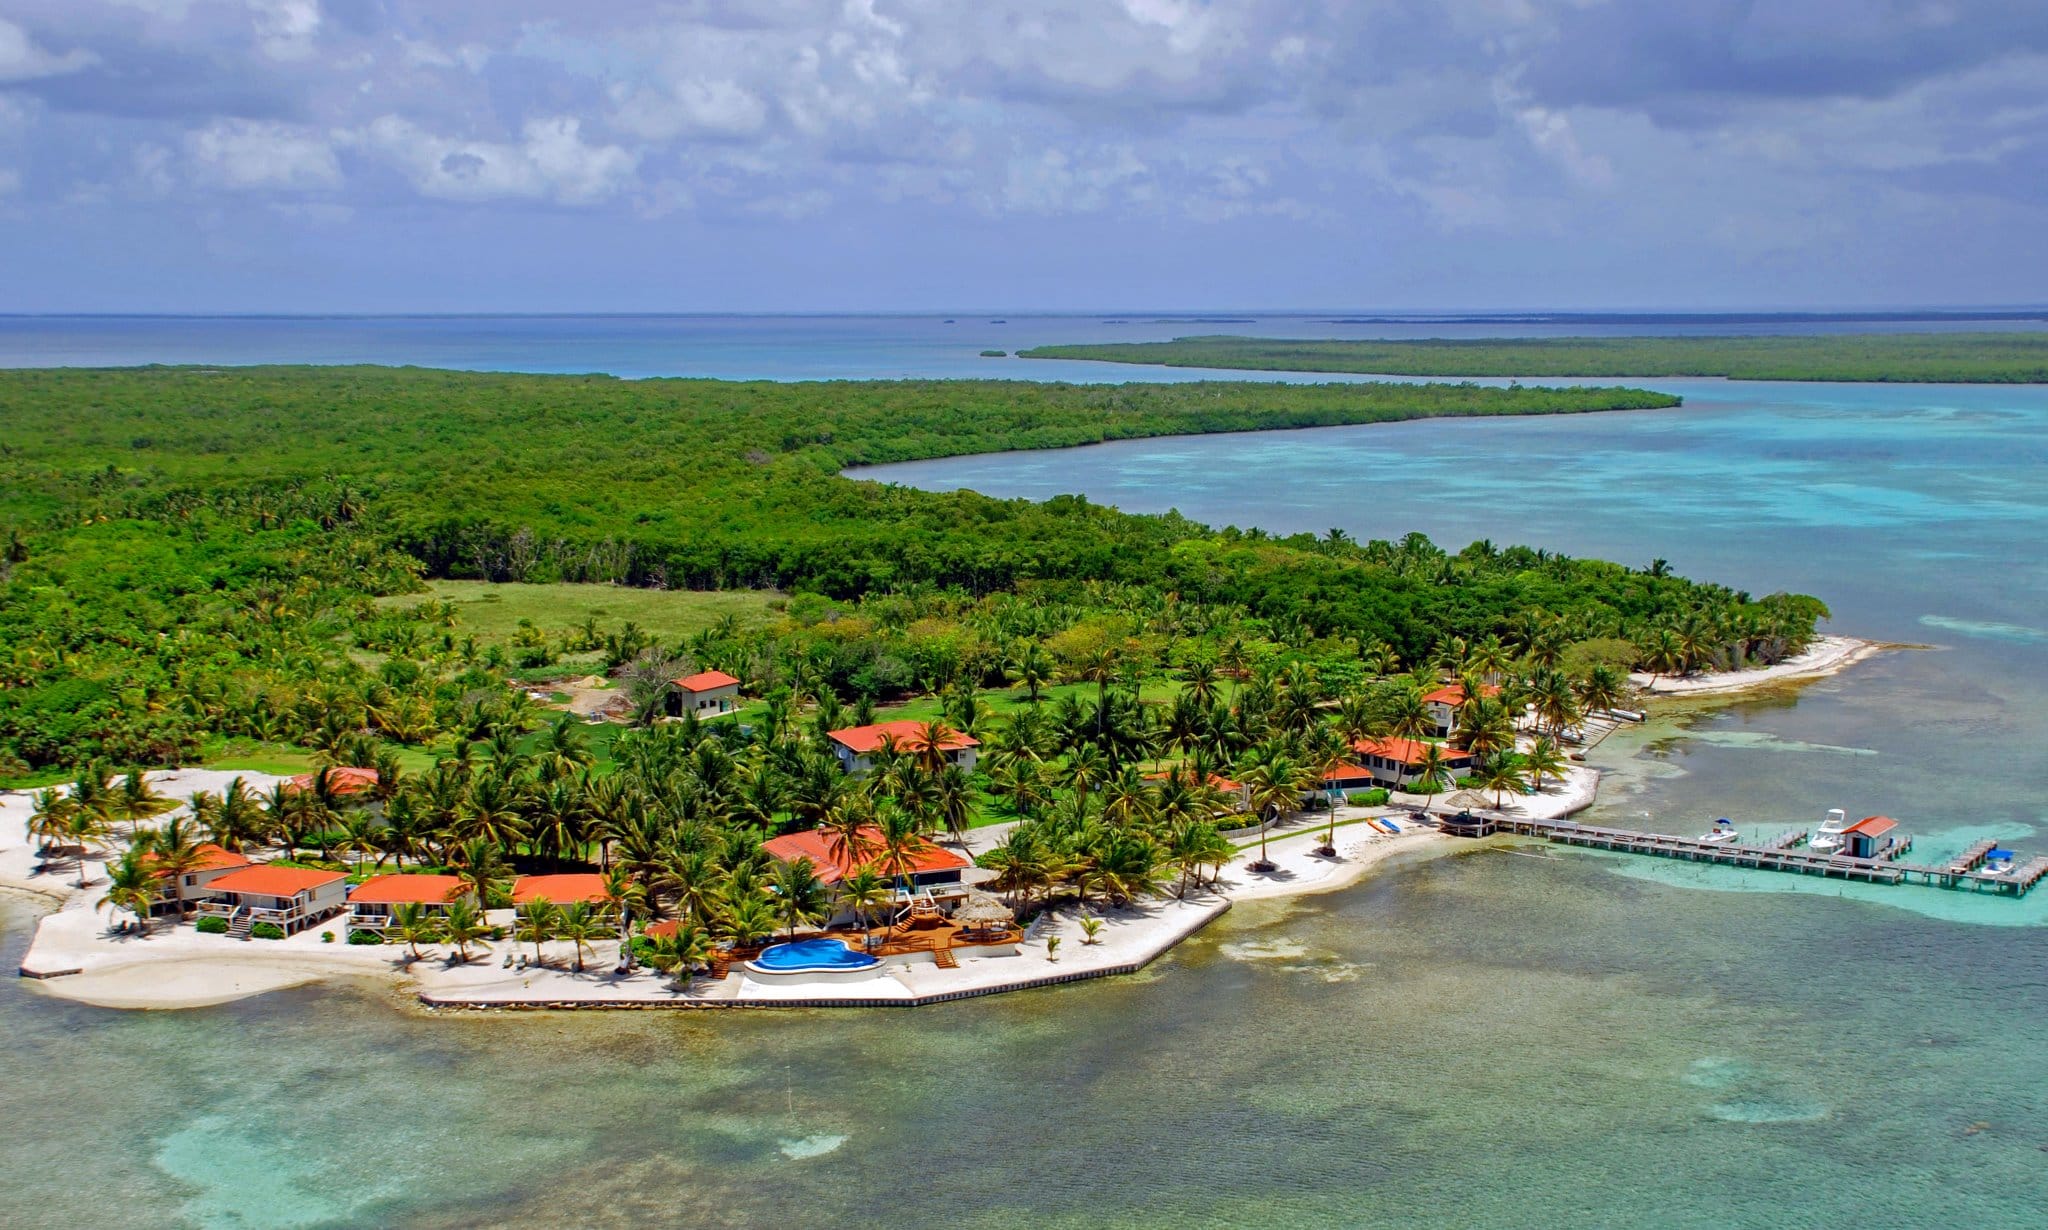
[1980,850,2017,877]
[1698,818,1740,844]
[1809,808,1850,854]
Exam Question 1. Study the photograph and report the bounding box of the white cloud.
[353,115,638,205]
[187,119,341,190]
[249,0,322,62]
[0,18,97,82]
[612,79,769,141]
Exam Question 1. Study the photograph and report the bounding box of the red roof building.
[144,842,251,881]
[761,825,972,886]
[1843,815,1903,860]
[826,720,978,755]
[673,669,741,693]
[1351,736,1474,767]
[1422,683,1501,708]
[284,766,381,796]
[208,864,348,897]
[1845,815,1898,838]
[349,874,468,906]
[511,873,610,906]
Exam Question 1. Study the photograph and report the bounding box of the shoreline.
[2,631,1858,1015]
[1629,634,1886,697]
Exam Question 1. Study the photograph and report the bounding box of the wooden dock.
[1479,816,2042,897]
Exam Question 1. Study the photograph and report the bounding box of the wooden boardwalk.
[1486,816,2041,897]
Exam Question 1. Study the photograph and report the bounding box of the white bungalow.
[826,720,979,775]
[672,669,742,716]
[198,864,348,936]
[145,842,253,916]
[347,874,471,932]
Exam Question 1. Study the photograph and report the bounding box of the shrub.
[250,921,286,940]
[1348,788,1391,807]
[347,929,385,945]
[320,931,335,943]
[195,915,228,934]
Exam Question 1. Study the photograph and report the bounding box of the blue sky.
[1,1,2044,313]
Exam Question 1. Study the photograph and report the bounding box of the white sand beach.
[1630,634,1885,697]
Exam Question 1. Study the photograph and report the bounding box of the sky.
[0,0,2044,313]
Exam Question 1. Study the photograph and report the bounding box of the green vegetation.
[250,921,286,940]
[195,915,227,934]
[1019,333,2048,383]
[386,581,778,648]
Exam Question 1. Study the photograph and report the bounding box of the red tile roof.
[827,720,978,755]
[1845,815,1899,838]
[1423,683,1502,708]
[1321,762,1379,784]
[285,766,381,796]
[673,669,741,692]
[349,874,468,906]
[511,873,609,906]
[145,842,251,880]
[762,825,971,886]
[209,864,346,896]
[1352,736,1474,767]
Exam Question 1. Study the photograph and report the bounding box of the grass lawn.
[381,580,782,645]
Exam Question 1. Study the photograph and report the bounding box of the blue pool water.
[751,938,880,973]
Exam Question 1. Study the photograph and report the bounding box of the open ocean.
[2,315,2045,1228]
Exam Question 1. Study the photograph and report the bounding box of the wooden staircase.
[933,946,958,970]
[228,908,252,940]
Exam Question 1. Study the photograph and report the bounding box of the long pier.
[1481,816,2044,897]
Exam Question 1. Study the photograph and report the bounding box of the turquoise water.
[4,327,2047,1226]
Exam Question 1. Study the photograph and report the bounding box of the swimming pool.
[749,938,881,974]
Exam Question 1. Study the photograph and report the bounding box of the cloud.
[187,118,339,189]
[352,114,637,204]
[248,0,321,62]
[0,17,97,82]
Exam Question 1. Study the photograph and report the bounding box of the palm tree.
[98,849,158,934]
[661,850,727,925]
[872,803,929,896]
[647,923,714,986]
[26,788,77,860]
[1477,755,1528,809]
[1578,664,1627,717]
[1389,685,1432,741]
[1238,744,1308,872]
[1410,744,1453,815]
[1006,640,1053,703]
[60,806,107,888]
[207,777,267,853]
[837,866,894,933]
[1522,736,1570,794]
[718,892,779,951]
[439,898,492,963]
[389,902,439,961]
[770,856,829,939]
[554,901,603,973]
[517,899,561,966]
[110,770,177,841]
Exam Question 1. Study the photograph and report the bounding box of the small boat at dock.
[1809,809,1850,854]
[1698,818,1740,844]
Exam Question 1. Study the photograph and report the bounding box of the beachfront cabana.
[144,842,253,916]
[511,873,614,920]
[670,669,742,716]
[1349,737,1474,788]
[198,864,348,936]
[347,874,470,931]
[951,891,1015,941]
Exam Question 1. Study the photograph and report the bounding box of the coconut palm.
[1238,743,1309,871]
[60,806,107,887]
[718,892,779,950]
[206,777,267,853]
[26,788,77,860]
[389,901,439,961]
[660,849,727,925]
[97,848,158,934]
[554,901,603,973]
[439,898,492,963]
[1410,744,1453,815]
[517,899,561,966]
[1006,640,1054,703]
[837,866,894,932]
[646,923,714,986]
[110,770,177,840]
[770,856,829,939]
[1522,736,1569,793]
[1477,755,1529,809]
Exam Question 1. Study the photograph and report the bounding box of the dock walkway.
[1484,816,2041,897]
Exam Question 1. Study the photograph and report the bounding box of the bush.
[250,921,286,940]
[320,930,335,943]
[1348,788,1391,807]
[195,915,228,934]
[347,929,385,945]
[629,936,657,964]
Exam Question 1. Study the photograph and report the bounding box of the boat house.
[198,864,348,936]
[671,669,742,716]
[1843,815,1904,860]
[826,720,978,775]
